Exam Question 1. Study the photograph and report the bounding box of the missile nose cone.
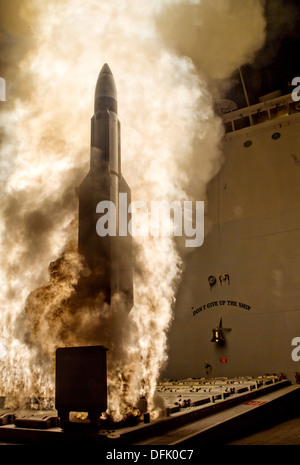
[100,63,113,75]
[95,63,117,113]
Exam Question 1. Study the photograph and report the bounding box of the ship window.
[271,132,281,140]
[243,140,252,147]
[224,122,233,133]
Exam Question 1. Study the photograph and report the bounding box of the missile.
[78,63,133,310]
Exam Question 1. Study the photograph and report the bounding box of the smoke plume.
[0,0,266,418]
[155,0,266,83]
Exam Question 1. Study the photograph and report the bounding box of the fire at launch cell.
[78,63,133,310]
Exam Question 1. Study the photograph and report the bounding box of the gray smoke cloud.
[155,0,266,95]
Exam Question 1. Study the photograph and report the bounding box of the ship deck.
[0,375,299,446]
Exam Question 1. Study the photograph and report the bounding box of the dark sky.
[226,0,300,107]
